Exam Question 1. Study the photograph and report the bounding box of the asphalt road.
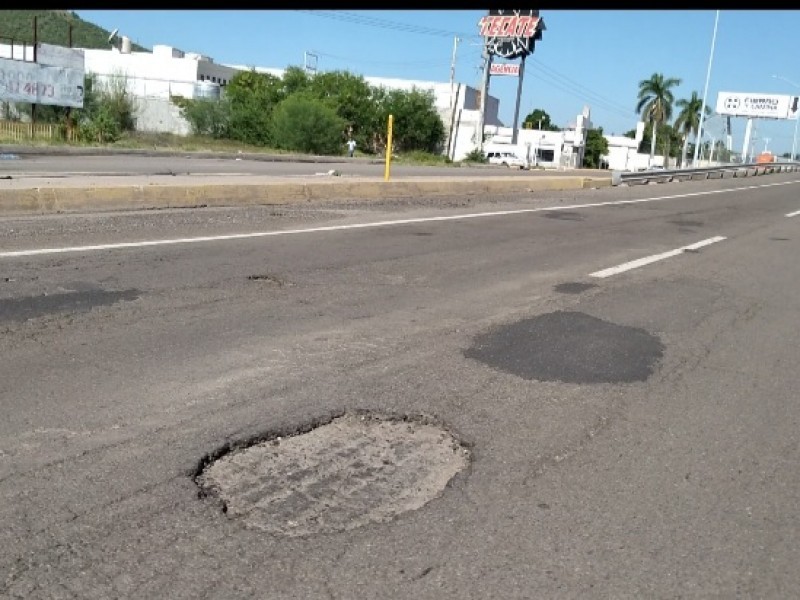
[0,153,602,179]
[2,174,800,598]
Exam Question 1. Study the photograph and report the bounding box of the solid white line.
[786,209,800,217]
[1,179,798,259]
[589,236,727,278]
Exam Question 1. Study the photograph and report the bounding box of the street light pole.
[771,74,800,161]
[693,10,720,167]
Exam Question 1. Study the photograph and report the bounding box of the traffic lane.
[3,182,800,596]
[1,175,799,302]
[0,153,602,178]
[2,176,797,473]
[0,172,798,255]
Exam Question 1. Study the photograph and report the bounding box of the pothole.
[554,282,598,294]
[464,310,664,384]
[194,412,470,537]
[542,211,585,221]
[669,219,704,227]
[247,274,292,287]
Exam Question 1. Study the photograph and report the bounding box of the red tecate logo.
[479,15,540,38]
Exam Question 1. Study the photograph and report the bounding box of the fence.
[0,120,76,142]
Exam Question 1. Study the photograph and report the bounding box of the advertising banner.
[490,63,520,76]
[0,57,84,108]
[716,91,795,120]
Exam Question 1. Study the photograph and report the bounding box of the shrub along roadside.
[175,67,446,157]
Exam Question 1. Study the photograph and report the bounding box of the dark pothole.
[542,211,585,221]
[194,412,470,537]
[669,219,704,227]
[554,282,598,295]
[464,310,664,384]
[0,288,140,322]
[247,274,293,287]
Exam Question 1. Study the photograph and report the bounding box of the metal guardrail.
[611,162,800,186]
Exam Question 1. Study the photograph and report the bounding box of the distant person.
[346,139,356,158]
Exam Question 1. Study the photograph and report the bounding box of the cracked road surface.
[2,175,800,598]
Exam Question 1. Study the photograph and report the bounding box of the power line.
[297,10,480,40]
[297,10,644,125]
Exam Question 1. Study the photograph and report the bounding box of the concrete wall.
[133,96,191,135]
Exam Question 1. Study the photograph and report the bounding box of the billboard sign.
[37,43,84,71]
[0,58,85,108]
[480,10,544,60]
[490,63,520,76]
[716,91,796,120]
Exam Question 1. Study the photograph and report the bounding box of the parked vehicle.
[486,151,529,169]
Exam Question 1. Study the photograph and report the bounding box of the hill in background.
[0,10,149,51]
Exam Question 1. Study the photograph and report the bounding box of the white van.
[485,150,529,170]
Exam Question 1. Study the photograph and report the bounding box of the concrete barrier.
[0,175,612,216]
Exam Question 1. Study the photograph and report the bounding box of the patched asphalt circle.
[464,310,664,384]
[195,413,469,537]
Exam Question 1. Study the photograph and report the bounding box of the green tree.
[636,73,682,164]
[522,108,560,131]
[674,91,710,167]
[636,121,683,162]
[224,70,285,146]
[309,71,383,151]
[583,127,609,168]
[270,93,345,155]
[380,87,445,153]
[281,66,311,96]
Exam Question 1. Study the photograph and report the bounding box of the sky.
[78,10,800,156]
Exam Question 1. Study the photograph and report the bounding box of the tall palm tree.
[636,73,682,165]
[674,91,711,167]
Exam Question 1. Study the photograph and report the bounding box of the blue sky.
[78,10,800,156]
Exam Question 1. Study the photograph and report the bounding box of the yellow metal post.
[384,114,394,181]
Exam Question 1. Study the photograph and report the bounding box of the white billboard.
[37,43,84,71]
[0,57,84,108]
[490,63,520,76]
[716,91,798,120]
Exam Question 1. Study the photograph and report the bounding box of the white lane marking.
[589,236,727,278]
[786,209,800,217]
[1,179,799,259]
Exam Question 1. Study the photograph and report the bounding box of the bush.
[270,94,345,155]
[463,147,487,163]
[176,96,231,139]
[77,74,136,143]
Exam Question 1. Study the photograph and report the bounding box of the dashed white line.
[1,179,798,259]
[589,236,727,278]
[786,209,800,217]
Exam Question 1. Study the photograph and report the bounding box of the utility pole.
[476,46,492,152]
[511,54,526,145]
[446,36,460,160]
[693,10,720,167]
[449,36,460,109]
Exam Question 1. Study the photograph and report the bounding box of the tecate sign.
[716,91,795,120]
[479,14,540,38]
[490,63,520,76]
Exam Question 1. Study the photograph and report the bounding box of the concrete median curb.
[0,175,612,215]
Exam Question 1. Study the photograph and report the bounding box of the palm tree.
[636,73,682,166]
[674,91,711,167]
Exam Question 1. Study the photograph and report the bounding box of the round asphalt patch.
[464,310,664,384]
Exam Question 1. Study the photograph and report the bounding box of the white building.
[79,43,240,135]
